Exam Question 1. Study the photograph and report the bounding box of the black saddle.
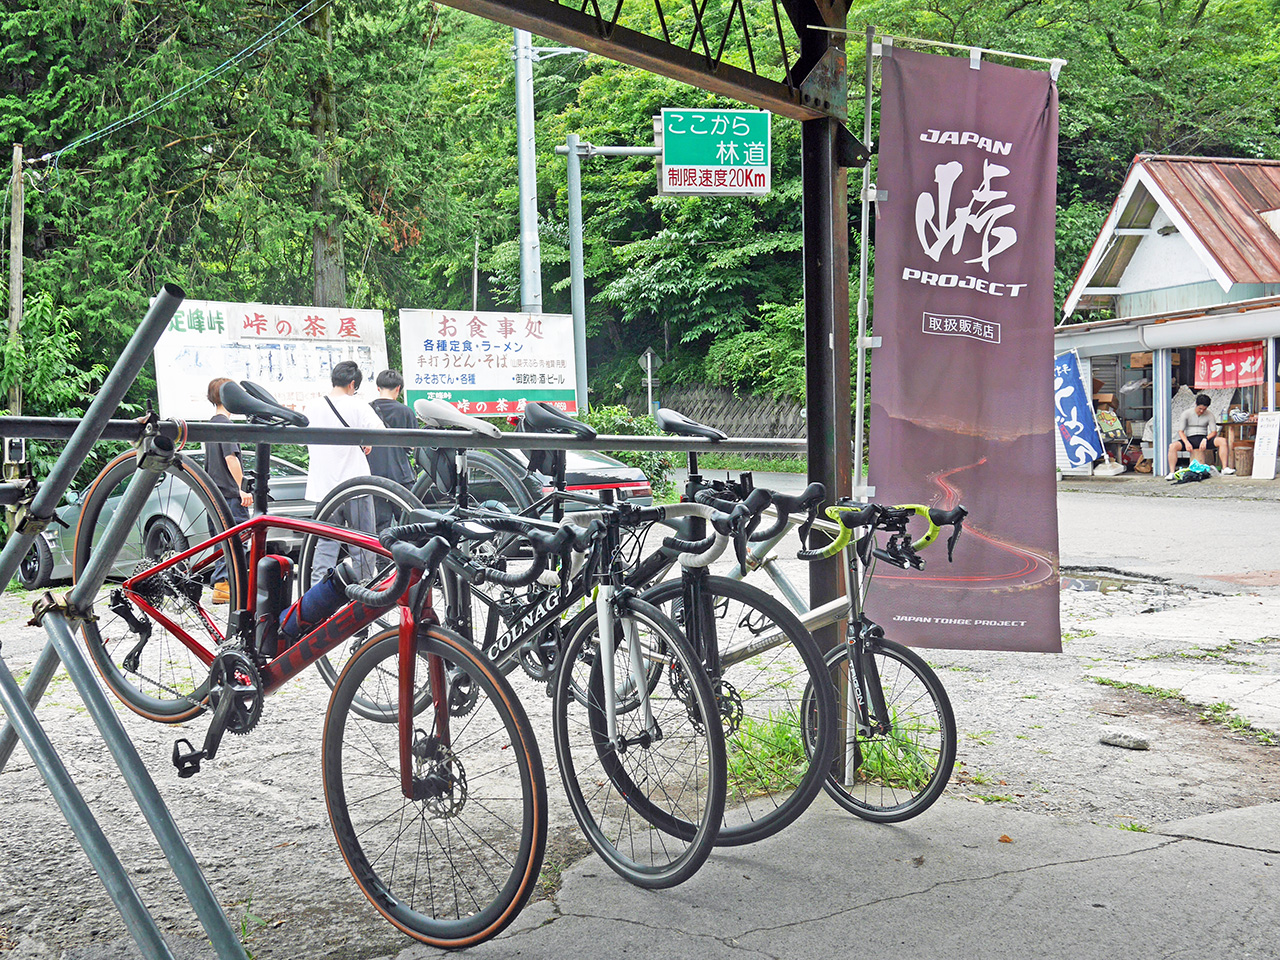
[654,408,727,441]
[522,401,596,439]
[221,381,309,427]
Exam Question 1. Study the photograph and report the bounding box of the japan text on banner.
[1054,350,1105,467]
[399,309,578,416]
[152,300,387,419]
[867,47,1061,653]
[1194,341,1265,389]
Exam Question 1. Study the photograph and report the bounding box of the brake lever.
[946,522,963,563]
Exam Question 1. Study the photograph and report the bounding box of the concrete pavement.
[387,795,1280,960]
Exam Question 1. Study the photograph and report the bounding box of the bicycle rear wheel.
[552,596,725,888]
[324,627,547,948]
[413,449,534,513]
[72,450,244,723]
[805,639,956,823]
[301,476,426,690]
[641,576,836,846]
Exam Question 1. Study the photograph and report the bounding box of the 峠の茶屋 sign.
[661,108,770,195]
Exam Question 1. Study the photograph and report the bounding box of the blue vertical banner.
[1054,350,1104,467]
[867,47,1061,653]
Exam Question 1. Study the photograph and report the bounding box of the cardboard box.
[1129,352,1179,367]
[1093,392,1117,410]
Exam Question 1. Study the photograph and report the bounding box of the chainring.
[207,650,264,735]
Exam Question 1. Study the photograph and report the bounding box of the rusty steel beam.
[436,0,826,120]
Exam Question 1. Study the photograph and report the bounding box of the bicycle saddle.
[522,401,596,439]
[221,381,309,427]
[654,408,727,441]
[413,398,502,438]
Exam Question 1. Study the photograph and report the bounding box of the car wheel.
[143,516,189,559]
[18,537,53,589]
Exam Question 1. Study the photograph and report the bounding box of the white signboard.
[399,309,578,416]
[153,300,387,419]
[1253,411,1279,480]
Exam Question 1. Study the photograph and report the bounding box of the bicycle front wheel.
[806,639,956,823]
[552,596,726,889]
[301,475,426,690]
[323,627,547,948]
[641,576,837,846]
[72,450,244,723]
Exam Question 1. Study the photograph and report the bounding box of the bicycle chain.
[114,550,232,712]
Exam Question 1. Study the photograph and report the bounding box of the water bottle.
[279,558,357,642]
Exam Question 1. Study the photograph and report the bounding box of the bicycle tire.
[804,639,956,823]
[301,475,426,691]
[72,450,245,723]
[324,627,547,948]
[552,596,726,888]
[640,576,836,846]
[413,449,534,513]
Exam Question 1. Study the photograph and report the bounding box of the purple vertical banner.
[866,47,1061,653]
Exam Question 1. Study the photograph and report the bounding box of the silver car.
[18,448,313,589]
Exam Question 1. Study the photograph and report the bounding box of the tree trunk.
[308,4,345,308]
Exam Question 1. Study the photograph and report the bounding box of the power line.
[31,0,338,170]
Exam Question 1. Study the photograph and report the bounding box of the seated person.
[1166,393,1235,478]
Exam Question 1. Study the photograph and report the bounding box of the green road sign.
[661,108,771,196]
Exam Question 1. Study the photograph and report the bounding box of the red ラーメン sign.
[1194,341,1265,389]
[867,47,1062,653]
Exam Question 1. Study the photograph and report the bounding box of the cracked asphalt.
[1,477,1278,959]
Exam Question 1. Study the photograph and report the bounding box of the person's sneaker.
[1223,466,1237,475]
[1164,471,1176,480]
[211,581,231,605]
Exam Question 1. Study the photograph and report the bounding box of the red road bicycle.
[68,383,547,949]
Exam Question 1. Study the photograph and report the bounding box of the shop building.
[1055,155,1280,477]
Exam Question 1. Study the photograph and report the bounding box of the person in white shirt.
[1166,393,1234,479]
[305,360,386,584]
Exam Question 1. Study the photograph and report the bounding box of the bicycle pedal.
[172,738,205,778]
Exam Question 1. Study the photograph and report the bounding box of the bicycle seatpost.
[253,441,271,516]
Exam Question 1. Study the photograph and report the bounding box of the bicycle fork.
[595,585,657,751]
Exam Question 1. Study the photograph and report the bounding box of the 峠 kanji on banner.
[867,47,1062,653]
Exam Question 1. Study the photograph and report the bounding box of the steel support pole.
[40,611,248,960]
[566,133,588,414]
[0,657,176,959]
[852,28,875,499]
[1268,337,1277,413]
[801,36,851,651]
[1153,347,1173,476]
[0,284,185,769]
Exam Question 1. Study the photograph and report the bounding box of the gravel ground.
[0,563,1276,959]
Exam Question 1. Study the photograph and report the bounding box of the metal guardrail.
[0,416,813,455]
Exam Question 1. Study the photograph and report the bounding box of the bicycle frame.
[111,510,446,801]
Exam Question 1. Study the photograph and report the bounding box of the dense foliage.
[1,0,1276,431]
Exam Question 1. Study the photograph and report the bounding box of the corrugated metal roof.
[1138,155,1280,284]
[1064,155,1280,315]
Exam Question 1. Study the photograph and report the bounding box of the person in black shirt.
[205,377,254,603]
[367,369,418,527]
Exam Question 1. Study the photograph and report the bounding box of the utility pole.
[5,143,23,537]
[514,29,542,315]
[8,143,22,417]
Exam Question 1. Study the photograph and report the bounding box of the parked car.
[17,448,314,590]
[412,446,653,513]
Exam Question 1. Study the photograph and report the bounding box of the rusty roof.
[1140,155,1280,284]
[1065,155,1280,315]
